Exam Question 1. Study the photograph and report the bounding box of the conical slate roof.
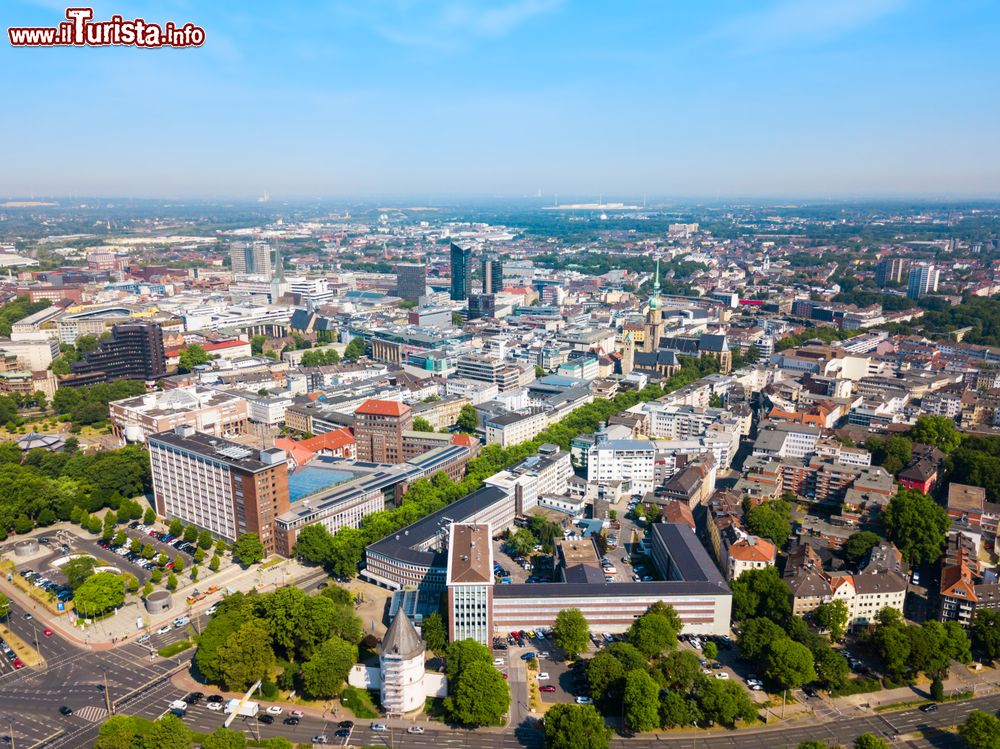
[378,612,425,660]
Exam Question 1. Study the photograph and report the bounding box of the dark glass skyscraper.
[450,242,472,301]
[68,322,166,385]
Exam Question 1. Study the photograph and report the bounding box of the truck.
[168,700,188,717]
[224,699,259,717]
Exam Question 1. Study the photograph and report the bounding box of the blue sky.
[3,0,999,199]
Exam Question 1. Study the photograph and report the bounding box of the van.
[172,615,190,629]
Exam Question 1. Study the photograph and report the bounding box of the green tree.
[587,651,625,702]
[178,344,212,373]
[697,678,758,727]
[183,524,198,543]
[626,611,678,658]
[216,619,276,691]
[853,734,890,749]
[169,518,183,537]
[343,337,365,362]
[765,637,817,689]
[883,488,950,565]
[798,743,829,749]
[456,404,479,432]
[745,502,792,548]
[166,572,177,590]
[412,416,435,433]
[74,571,125,616]
[623,668,659,731]
[445,639,493,680]
[959,710,1000,749]
[506,527,536,558]
[300,637,357,698]
[421,612,447,653]
[209,555,221,572]
[738,617,787,664]
[659,690,701,728]
[63,556,97,590]
[842,531,881,567]
[971,609,1000,659]
[0,592,9,620]
[143,507,156,525]
[812,600,849,641]
[233,533,265,566]
[295,524,334,566]
[909,415,961,453]
[553,608,589,659]
[202,727,247,749]
[444,660,510,726]
[702,641,718,660]
[731,567,792,622]
[94,715,140,749]
[543,703,610,749]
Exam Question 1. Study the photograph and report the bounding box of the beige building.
[109,386,249,445]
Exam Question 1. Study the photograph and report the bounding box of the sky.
[2,0,999,200]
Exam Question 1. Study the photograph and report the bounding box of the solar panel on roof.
[217,446,253,460]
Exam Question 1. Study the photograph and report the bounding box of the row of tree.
[96,713,293,749]
[50,380,147,426]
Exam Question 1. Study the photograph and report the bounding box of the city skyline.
[3,0,999,199]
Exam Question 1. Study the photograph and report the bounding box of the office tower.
[907,264,939,299]
[875,257,907,287]
[396,263,427,304]
[482,256,503,294]
[68,322,166,384]
[446,523,493,647]
[230,241,272,276]
[450,242,472,301]
[353,399,413,463]
[148,425,290,555]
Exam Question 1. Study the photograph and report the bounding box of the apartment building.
[484,410,547,447]
[148,425,289,555]
[587,438,656,494]
[109,385,249,444]
[446,524,494,648]
[353,399,413,463]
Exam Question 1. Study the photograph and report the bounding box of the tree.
[343,337,365,362]
[74,571,125,616]
[183,524,198,543]
[745,502,792,548]
[626,611,678,658]
[972,609,1000,660]
[209,555,221,572]
[216,620,276,691]
[178,344,212,373]
[169,518,183,537]
[883,488,950,565]
[702,641,718,660]
[959,710,1000,749]
[95,715,140,749]
[412,416,435,433]
[853,734,890,749]
[445,639,493,680]
[623,669,659,732]
[814,647,850,689]
[506,527,536,558]
[543,703,610,749]
[738,617,787,664]
[233,533,265,566]
[166,572,177,590]
[765,637,817,689]
[813,600,849,641]
[697,678,758,727]
[143,507,156,525]
[421,612,447,653]
[300,636,357,698]
[139,714,191,749]
[798,743,829,749]
[910,415,961,453]
[659,690,700,728]
[587,651,625,701]
[731,567,792,622]
[456,404,479,432]
[843,531,881,567]
[444,660,510,726]
[202,727,247,749]
[656,650,703,692]
[553,608,589,659]
[0,592,9,620]
[63,556,97,589]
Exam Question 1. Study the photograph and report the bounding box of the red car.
[539,685,556,693]
[502,673,508,680]
[43,628,53,637]
[12,659,24,669]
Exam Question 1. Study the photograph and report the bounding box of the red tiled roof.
[203,340,249,351]
[450,434,478,448]
[300,428,355,452]
[354,399,411,417]
[729,537,776,563]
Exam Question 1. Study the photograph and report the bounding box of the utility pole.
[8,719,15,749]
[103,669,113,715]
[781,688,787,720]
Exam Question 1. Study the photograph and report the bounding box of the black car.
[283,717,300,726]
[920,703,938,713]
[59,706,73,716]
[206,695,224,704]
[258,714,274,724]
[335,729,350,737]
[803,687,817,698]
[338,720,354,728]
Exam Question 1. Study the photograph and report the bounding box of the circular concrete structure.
[144,590,172,614]
[13,539,39,557]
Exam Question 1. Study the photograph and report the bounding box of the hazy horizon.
[4,0,999,199]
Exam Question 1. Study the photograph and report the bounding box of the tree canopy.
[553,608,589,659]
[74,571,125,617]
[543,704,610,749]
[883,488,950,565]
[232,533,265,566]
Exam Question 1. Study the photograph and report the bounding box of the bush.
[340,686,378,719]
[260,680,279,700]
[829,677,881,698]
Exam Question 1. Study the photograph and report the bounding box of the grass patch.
[341,686,379,719]
[260,557,283,570]
[157,639,194,658]
[0,622,44,668]
[830,677,881,698]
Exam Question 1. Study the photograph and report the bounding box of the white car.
[575,696,593,705]
[537,652,549,659]
[371,723,387,732]
[714,672,729,680]
[207,702,223,711]
[537,672,550,680]
[206,605,218,616]
[266,706,283,715]
[493,657,505,666]
[407,726,425,734]
[155,625,171,635]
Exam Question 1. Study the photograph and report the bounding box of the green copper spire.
[648,257,661,310]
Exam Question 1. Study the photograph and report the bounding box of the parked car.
[537,672,550,680]
[575,696,593,704]
[540,685,556,693]
[283,717,300,726]
[258,714,274,724]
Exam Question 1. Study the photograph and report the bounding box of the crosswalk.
[72,705,107,723]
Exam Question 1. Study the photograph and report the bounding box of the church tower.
[621,331,635,377]
[643,258,664,353]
